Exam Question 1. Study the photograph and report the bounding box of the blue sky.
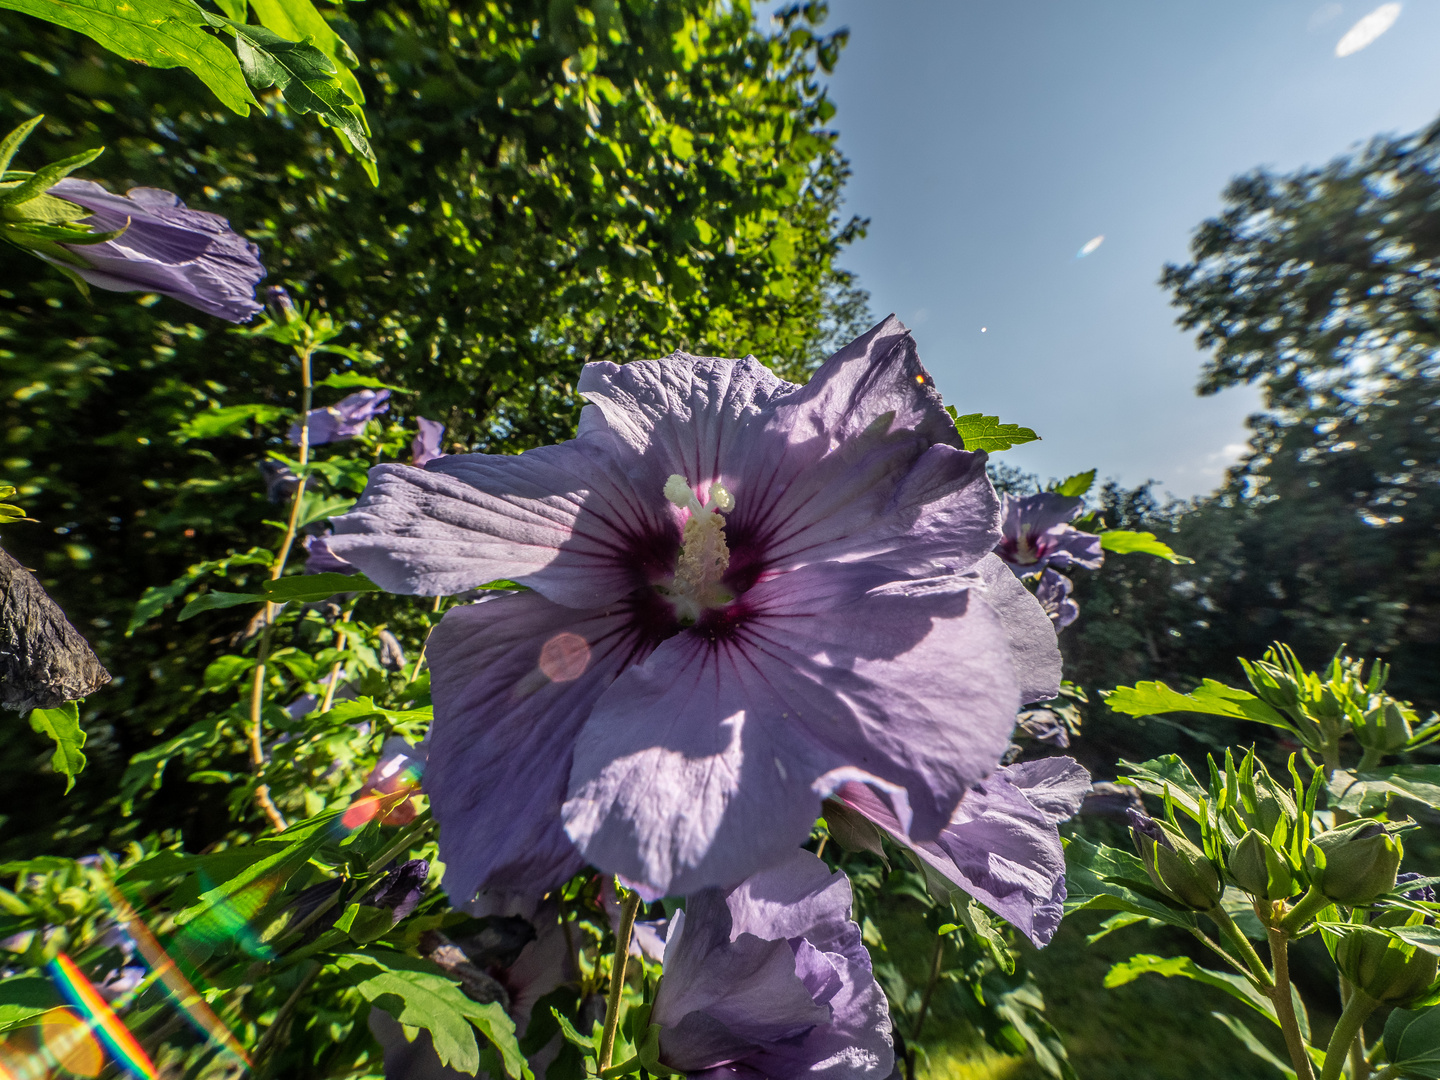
[787,1,1440,497]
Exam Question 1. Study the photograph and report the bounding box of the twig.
[406,594,444,684]
[318,604,354,714]
[599,885,642,1072]
[1266,924,1316,1080]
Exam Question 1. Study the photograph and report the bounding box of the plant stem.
[1211,906,1274,988]
[1281,886,1332,936]
[1339,979,1369,1080]
[318,604,354,714]
[1266,925,1316,1080]
[911,935,945,1046]
[406,594,444,685]
[1320,989,1380,1080]
[599,885,642,1073]
[246,343,315,832]
[253,960,321,1071]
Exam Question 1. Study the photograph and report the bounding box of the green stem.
[318,603,354,714]
[599,885,642,1072]
[1211,906,1274,988]
[406,594,444,685]
[1369,1066,1403,1080]
[911,935,945,1046]
[1339,979,1369,1080]
[253,960,321,1072]
[1320,989,1380,1080]
[1266,926,1316,1080]
[1281,886,1332,936]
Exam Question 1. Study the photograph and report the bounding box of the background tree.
[0,0,871,849]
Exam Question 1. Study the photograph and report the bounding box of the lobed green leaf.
[1099,529,1195,564]
[945,407,1041,452]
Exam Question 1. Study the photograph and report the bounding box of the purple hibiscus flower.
[329,317,1062,901]
[47,178,264,322]
[650,849,892,1080]
[994,492,1103,576]
[1035,569,1078,630]
[413,417,447,466]
[289,389,392,447]
[830,757,1090,947]
[304,531,357,575]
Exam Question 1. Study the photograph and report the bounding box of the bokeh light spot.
[39,1009,103,1078]
[1336,3,1401,56]
[539,632,590,682]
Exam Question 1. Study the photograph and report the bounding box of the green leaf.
[1051,469,1096,498]
[0,974,59,1033]
[0,147,104,207]
[176,589,264,621]
[1099,529,1195,564]
[1104,679,1292,730]
[118,715,227,802]
[1332,765,1440,814]
[1062,836,1198,932]
[1104,954,1275,1026]
[27,701,86,793]
[944,408,1040,452]
[1209,1012,1297,1079]
[246,0,364,105]
[174,403,287,441]
[295,492,355,529]
[0,116,42,179]
[334,951,531,1078]
[223,19,374,165]
[335,902,396,944]
[1117,754,1207,820]
[262,571,381,603]
[0,0,253,114]
[315,371,411,393]
[1385,1003,1440,1078]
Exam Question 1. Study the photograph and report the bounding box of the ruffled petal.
[1002,756,1092,822]
[972,554,1062,704]
[563,562,1021,896]
[329,436,675,608]
[424,591,661,903]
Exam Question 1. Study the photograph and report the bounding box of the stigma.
[661,474,736,623]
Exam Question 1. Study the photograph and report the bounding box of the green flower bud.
[1229,829,1295,900]
[1334,925,1438,1005]
[1306,820,1403,906]
[1237,764,1297,836]
[1353,701,1414,754]
[1129,810,1223,912]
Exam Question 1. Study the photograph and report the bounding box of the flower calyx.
[1128,808,1223,912]
[1306,819,1404,907]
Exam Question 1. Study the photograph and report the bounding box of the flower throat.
[661,474,735,624]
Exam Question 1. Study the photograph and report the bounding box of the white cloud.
[1335,3,1401,56]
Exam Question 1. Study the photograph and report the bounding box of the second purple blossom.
[289,389,392,447]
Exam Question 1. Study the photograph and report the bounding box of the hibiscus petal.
[424,591,659,903]
[654,896,831,1073]
[972,553,1063,703]
[329,436,674,608]
[563,562,1020,895]
[1002,756,1092,822]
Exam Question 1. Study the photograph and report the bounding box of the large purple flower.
[47,178,264,322]
[329,317,1062,901]
[289,389,392,447]
[830,757,1090,947]
[994,493,1103,576]
[651,849,892,1080]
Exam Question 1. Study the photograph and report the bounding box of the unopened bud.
[267,285,297,323]
[1306,820,1403,906]
[1239,764,1296,836]
[1334,925,1438,1005]
[1128,809,1223,912]
[1229,829,1294,901]
[1354,701,1413,755]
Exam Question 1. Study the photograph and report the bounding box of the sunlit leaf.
[944,407,1040,453]
[27,700,86,793]
[1104,679,1291,730]
[1100,529,1194,565]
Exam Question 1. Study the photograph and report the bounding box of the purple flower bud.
[259,460,302,504]
[362,859,429,924]
[412,417,446,466]
[266,285,297,322]
[1398,872,1436,905]
[1126,807,1170,848]
[289,389,391,447]
[1035,569,1079,629]
[47,178,265,322]
[303,531,357,575]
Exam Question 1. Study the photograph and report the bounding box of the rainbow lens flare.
[46,954,157,1080]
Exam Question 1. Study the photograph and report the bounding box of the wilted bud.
[1229,829,1295,901]
[1306,820,1403,906]
[1128,809,1223,912]
[1334,925,1438,1005]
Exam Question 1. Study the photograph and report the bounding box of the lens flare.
[1076,235,1105,258]
[99,885,251,1067]
[1336,3,1401,56]
[46,953,157,1080]
[38,1008,104,1078]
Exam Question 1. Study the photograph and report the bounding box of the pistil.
[662,474,736,623]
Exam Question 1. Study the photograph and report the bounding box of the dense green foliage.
[0,0,870,851]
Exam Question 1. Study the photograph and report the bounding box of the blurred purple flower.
[259,460,302,504]
[994,492,1102,576]
[304,531,357,574]
[412,417,447,466]
[363,859,429,924]
[330,317,1061,901]
[1035,569,1078,630]
[48,178,264,322]
[289,389,391,447]
[832,757,1090,947]
[1016,707,1069,748]
[651,850,892,1080]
